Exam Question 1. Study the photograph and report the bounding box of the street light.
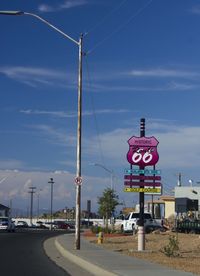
[0,10,83,249]
[48,178,54,230]
[37,189,43,220]
[94,163,114,190]
[28,186,36,226]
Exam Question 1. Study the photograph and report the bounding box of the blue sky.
[1,0,200,215]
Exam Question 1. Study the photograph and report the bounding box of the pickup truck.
[120,212,160,233]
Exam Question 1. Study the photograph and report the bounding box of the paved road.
[0,229,92,276]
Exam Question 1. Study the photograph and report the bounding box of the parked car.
[15,220,29,228]
[36,221,49,229]
[0,217,15,232]
[53,220,73,230]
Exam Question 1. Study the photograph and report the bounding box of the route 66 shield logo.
[127,136,159,167]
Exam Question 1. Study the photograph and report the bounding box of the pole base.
[138,226,145,251]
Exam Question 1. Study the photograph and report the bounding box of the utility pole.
[177,173,182,186]
[75,34,83,250]
[48,178,54,230]
[37,189,42,220]
[28,186,36,226]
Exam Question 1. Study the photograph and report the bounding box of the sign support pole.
[138,118,145,251]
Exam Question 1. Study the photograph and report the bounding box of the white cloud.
[0,159,25,170]
[60,0,88,9]
[38,0,88,13]
[190,5,200,15]
[128,68,200,78]
[83,121,200,171]
[38,4,55,13]
[20,108,130,118]
[0,66,75,88]
[23,119,200,172]
[1,65,199,93]
[1,120,200,211]
[30,124,76,147]
[0,169,110,212]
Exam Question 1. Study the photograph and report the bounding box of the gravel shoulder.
[84,231,200,275]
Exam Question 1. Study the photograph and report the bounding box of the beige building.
[146,195,175,219]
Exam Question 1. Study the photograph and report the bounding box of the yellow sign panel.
[124,187,161,194]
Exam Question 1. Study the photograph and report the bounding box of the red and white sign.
[75,177,82,185]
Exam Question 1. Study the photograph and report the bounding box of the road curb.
[55,237,117,276]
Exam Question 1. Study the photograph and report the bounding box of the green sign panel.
[124,169,161,175]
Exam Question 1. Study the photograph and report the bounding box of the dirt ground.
[84,231,200,275]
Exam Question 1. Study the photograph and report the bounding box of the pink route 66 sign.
[127,136,159,167]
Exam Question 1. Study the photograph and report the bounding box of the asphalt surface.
[2,229,196,276]
[0,229,92,276]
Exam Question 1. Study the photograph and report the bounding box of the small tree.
[162,235,179,257]
[97,188,120,231]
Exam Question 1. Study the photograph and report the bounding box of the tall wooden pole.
[75,34,83,250]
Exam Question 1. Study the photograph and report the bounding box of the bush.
[162,235,179,257]
[91,225,102,234]
[91,225,115,234]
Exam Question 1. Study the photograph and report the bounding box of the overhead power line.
[84,55,105,166]
[86,0,128,35]
[87,0,153,55]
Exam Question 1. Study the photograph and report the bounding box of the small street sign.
[124,186,162,194]
[124,169,161,175]
[75,177,82,185]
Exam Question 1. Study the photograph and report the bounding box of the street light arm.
[94,163,113,174]
[24,12,79,46]
[0,10,79,46]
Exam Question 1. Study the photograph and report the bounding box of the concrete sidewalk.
[50,233,196,276]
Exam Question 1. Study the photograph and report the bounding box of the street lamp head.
[48,177,54,184]
[0,10,24,16]
[189,179,193,186]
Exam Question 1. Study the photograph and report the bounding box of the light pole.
[48,178,54,230]
[0,10,83,249]
[37,189,42,221]
[94,163,114,190]
[28,186,36,226]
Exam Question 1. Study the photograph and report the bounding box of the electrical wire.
[87,0,153,55]
[86,0,128,36]
[84,54,105,167]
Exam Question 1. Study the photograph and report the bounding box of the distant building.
[175,186,200,214]
[0,204,10,217]
[122,207,135,215]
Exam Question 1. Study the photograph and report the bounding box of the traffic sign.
[75,177,82,185]
[124,169,161,175]
[124,187,162,194]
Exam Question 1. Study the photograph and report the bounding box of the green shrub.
[162,235,179,257]
[91,225,116,234]
[91,225,103,234]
